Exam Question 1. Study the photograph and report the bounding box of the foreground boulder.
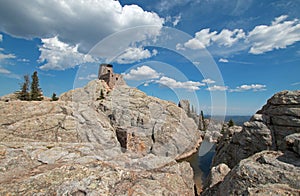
[203,90,300,195]
[0,80,201,195]
[0,142,194,195]
[212,90,300,168]
[202,150,300,195]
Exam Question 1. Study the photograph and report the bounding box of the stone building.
[98,64,125,88]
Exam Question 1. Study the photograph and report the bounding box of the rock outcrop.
[212,90,300,168]
[0,80,201,195]
[203,90,300,195]
[0,142,194,195]
[202,150,300,195]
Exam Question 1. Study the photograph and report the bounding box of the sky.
[0,0,300,115]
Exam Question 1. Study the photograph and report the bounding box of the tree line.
[16,71,58,101]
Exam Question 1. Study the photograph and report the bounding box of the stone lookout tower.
[98,64,125,88]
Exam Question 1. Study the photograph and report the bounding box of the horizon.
[0,0,300,116]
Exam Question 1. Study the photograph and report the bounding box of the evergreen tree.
[30,71,43,101]
[191,105,195,114]
[97,89,105,100]
[51,93,59,101]
[201,110,207,130]
[187,103,191,117]
[228,119,234,127]
[18,75,30,101]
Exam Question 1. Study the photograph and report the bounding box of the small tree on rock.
[18,75,30,101]
[228,119,234,127]
[97,89,105,100]
[51,93,59,101]
[30,71,43,101]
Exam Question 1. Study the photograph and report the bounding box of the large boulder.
[211,90,300,168]
[0,79,201,195]
[203,90,300,195]
[202,151,300,196]
[258,90,300,149]
[0,142,194,195]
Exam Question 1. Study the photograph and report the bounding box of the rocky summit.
[203,90,300,195]
[0,80,201,195]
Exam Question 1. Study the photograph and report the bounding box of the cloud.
[38,36,95,70]
[184,28,245,50]
[17,58,30,62]
[0,67,11,74]
[213,29,246,47]
[0,0,164,53]
[156,0,197,12]
[176,43,185,51]
[0,53,16,60]
[202,78,216,84]
[78,74,98,80]
[172,14,181,27]
[247,15,300,54]
[0,66,20,79]
[230,84,266,92]
[181,15,300,55]
[0,34,2,42]
[115,47,158,64]
[206,85,228,91]
[193,61,201,65]
[218,58,229,63]
[156,76,205,91]
[291,82,300,86]
[184,29,217,49]
[165,14,181,27]
[123,65,161,80]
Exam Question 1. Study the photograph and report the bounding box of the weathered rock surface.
[258,90,300,149]
[0,142,194,195]
[212,90,300,168]
[284,133,300,156]
[203,90,300,195]
[203,163,230,189]
[202,151,300,196]
[0,79,201,195]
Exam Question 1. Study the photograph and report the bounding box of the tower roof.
[101,63,113,68]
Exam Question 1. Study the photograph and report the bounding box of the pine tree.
[51,93,59,101]
[97,89,105,100]
[30,71,43,101]
[191,105,195,114]
[18,75,30,101]
[200,110,206,131]
[228,119,234,127]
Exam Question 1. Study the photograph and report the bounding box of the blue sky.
[0,0,300,115]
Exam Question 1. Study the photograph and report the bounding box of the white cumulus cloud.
[180,15,300,55]
[202,78,216,84]
[230,84,266,92]
[115,47,158,64]
[156,76,205,91]
[38,36,95,70]
[0,0,164,52]
[184,28,245,50]
[78,74,98,81]
[218,58,229,63]
[206,85,228,91]
[0,0,164,70]
[123,65,161,81]
[172,14,181,27]
[212,29,245,47]
[247,15,300,54]
[0,67,11,74]
[0,53,16,60]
